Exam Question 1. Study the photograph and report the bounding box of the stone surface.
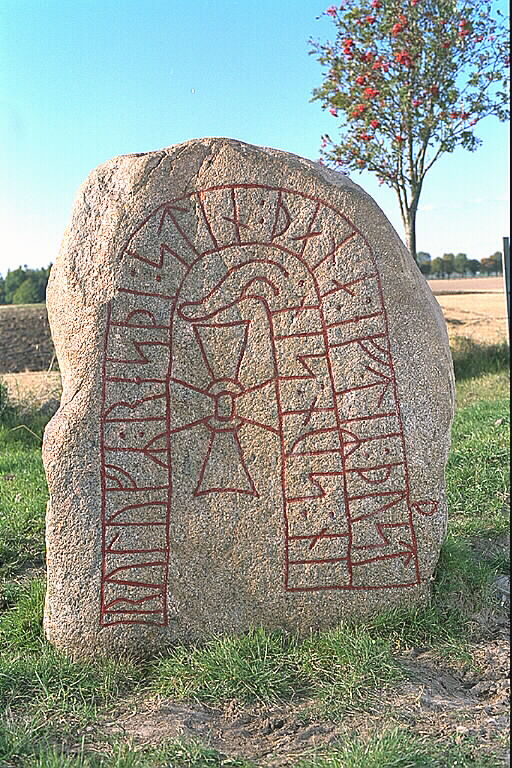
[42,138,454,658]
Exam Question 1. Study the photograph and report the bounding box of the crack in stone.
[132,153,167,195]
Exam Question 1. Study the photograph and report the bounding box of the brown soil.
[99,534,510,766]
[1,371,62,409]
[0,280,506,377]
[428,277,504,294]
[100,607,509,766]
[0,304,55,373]
[1,292,508,404]
[435,293,508,344]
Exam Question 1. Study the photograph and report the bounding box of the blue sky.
[0,0,509,275]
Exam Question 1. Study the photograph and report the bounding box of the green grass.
[446,397,509,539]
[0,439,47,579]
[0,729,255,768]
[0,382,48,580]
[0,648,140,717]
[296,728,504,768]
[0,582,143,763]
[456,370,510,408]
[0,578,45,652]
[450,337,510,381]
[0,343,509,765]
[151,627,306,703]
[297,624,402,713]
[150,624,401,711]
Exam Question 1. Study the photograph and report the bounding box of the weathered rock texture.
[43,138,454,658]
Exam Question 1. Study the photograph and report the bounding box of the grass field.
[0,334,509,767]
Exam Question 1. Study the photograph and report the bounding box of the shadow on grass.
[451,337,510,380]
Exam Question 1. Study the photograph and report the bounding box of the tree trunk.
[403,207,417,263]
[395,188,419,263]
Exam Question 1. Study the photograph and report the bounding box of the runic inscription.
[99,184,436,627]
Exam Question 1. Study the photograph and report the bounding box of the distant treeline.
[417,251,503,278]
[0,253,505,305]
[0,265,51,305]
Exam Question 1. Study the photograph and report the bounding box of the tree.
[442,252,455,277]
[417,250,432,275]
[454,252,468,274]
[2,265,51,304]
[26,265,51,302]
[4,266,28,304]
[431,256,445,277]
[12,278,41,305]
[490,250,503,273]
[0,275,5,305]
[467,258,480,275]
[310,0,509,261]
[479,257,490,274]
[481,251,502,275]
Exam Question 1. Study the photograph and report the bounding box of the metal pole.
[503,236,510,344]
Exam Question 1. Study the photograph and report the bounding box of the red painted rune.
[98,184,437,627]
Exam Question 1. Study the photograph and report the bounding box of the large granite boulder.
[42,138,454,658]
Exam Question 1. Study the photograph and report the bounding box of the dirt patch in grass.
[101,634,509,766]
[95,527,509,766]
[105,699,337,766]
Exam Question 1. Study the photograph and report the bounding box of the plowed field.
[0,285,508,407]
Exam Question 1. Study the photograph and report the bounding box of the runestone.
[43,139,454,658]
